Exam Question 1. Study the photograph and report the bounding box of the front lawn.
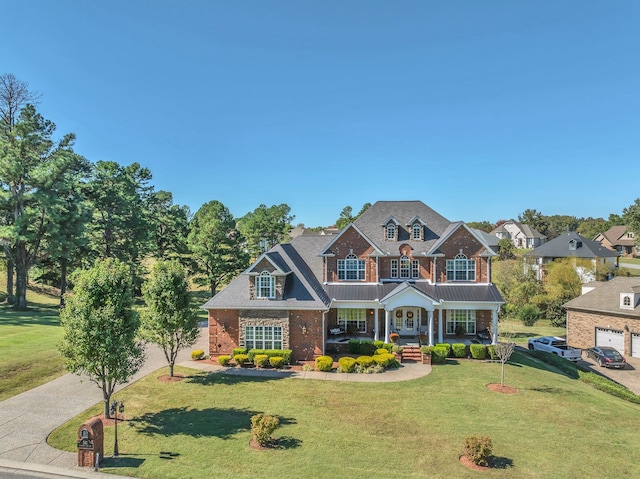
[49,354,640,478]
[498,317,566,344]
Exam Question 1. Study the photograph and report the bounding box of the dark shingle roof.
[526,231,619,259]
[564,277,640,317]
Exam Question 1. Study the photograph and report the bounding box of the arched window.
[256,271,275,298]
[446,253,476,281]
[386,223,396,240]
[623,296,631,307]
[412,223,422,240]
[400,255,410,278]
[338,254,365,280]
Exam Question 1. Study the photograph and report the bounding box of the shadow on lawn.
[490,456,514,469]
[130,406,296,439]
[0,304,60,326]
[186,371,292,386]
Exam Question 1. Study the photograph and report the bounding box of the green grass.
[498,318,566,344]
[619,257,640,265]
[0,287,65,401]
[48,356,640,479]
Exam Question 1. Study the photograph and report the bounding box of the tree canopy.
[236,204,294,259]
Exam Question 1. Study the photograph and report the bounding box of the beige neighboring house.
[594,225,637,257]
[564,277,640,358]
[490,220,546,249]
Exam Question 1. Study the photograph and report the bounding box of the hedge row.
[348,340,393,355]
[317,353,399,373]
[231,348,292,364]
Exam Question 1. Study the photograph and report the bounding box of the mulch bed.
[89,414,127,427]
[459,455,491,471]
[486,383,518,394]
[249,438,279,450]
[158,373,186,383]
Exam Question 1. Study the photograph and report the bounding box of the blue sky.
[3,1,639,227]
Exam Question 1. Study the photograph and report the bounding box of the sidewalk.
[0,325,430,478]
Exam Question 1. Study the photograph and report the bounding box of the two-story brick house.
[203,200,504,361]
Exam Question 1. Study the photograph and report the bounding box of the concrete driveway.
[578,352,640,396]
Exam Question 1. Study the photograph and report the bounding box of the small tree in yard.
[494,332,516,387]
[59,258,145,419]
[463,435,493,467]
[516,304,541,326]
[251,414,280,447]
[142,260,200,377]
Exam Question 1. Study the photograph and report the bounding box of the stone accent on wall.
[239,309,290,349]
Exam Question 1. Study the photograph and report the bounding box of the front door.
[394,308,419,335]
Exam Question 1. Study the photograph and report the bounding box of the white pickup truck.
[527,336,582,362]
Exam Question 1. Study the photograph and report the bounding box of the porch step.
[401,345,422,362]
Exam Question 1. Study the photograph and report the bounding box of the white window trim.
[386,224,396,240]
[256,271,275,298]
[412,223,422,240]
[446,310,476,335]
[445,253,476,281]
[245,325,283,350]
[338,308,367,333]
[337,253,366,281]
[411,259,419,278]
[390,259,398,278]
[400,255,410,279]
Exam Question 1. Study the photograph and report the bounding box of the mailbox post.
[77,417,104,467]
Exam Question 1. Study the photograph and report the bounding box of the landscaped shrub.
[233,354,249,367]
[382,343,394,353]
[338,356,357,373]
[487,345,498,360]
[391,345,403,355]
[251,414,280,447]
[315,355,334,372]
[359,340,376,356]
[451,343,467,358]
[348,340,361,354]
[254,354,269,368]
[435,343,451,357]
[217,355,231,366]
[247,349,292,364]
[430,346,448,363]
[469,344,487,360]
[517,304,541,326]
[374,340,384,349]
[356,363,385,374]
[419,345,431,355]
[356,356,375,368]
[372,353,396,368]
[191,349,204,360]
[463,435,493,466]
[232,348,247,357]
[375,348,389,355]
[269,357,285,369]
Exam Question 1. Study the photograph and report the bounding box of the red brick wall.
[435,228,489,283]
[567,309,638,354]
[208,310,240,356]
[289,310,324,361]
[326,227,376,282]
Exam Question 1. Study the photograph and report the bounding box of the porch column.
[374,308,379,341]
[428,310,434,346]
[492,308,499,345]
[438,308,443,343]
[384,310,390,343]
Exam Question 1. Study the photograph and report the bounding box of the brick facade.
[567,309,640,355]
[326,227,376,282]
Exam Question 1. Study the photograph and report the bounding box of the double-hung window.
[386,224,396,240]
[412,259,419,278]
[256,271,275,298]
[338,308,367,333]
[446,310,476,335]
[446,253,476,281]
[400,255,410,278]
[390,259,398,278]
[245,325,283,349]
[412,223,422,240]
[337,254,365,280]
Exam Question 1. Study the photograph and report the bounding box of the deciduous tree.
[237,204,294,259]
[59,258,145,418]
[141,260,199,377]
[623,198,640,250]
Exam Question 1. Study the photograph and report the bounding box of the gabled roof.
[203,238,331,310]
[490,220,546,239]
[354,200,451,256]
[319,223,385,257]
[564,277,640,317]
[428,222,498,257]
[380,215,400,226]
[526,231,619,259]
[246,251,291,275]
[598,225,635,247]
[406,215,426,226]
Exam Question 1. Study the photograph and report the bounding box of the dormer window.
[620,293,635,310]
[446,253,476,281]
[412,223,422,240]
[569,239,582,250]
[256,271,275,298]
[386,224,396,240]
[624,296,631,307]
[338,254,365,280]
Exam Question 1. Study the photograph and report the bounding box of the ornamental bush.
[338,356,357,373]
[234,354,249,367]
[487,345,498,360]
[517,304,541,326]
[217,355,231,366]
[315,355,334,372]
[232,348,247,357]
[247,349,292,364]
[373,353,395,368]
[269,356,285,369]
[375,348,389,355]
[191,349,205,360]
[463,435,493,466]
[435,343,451,357]
[348,340,361,354]
[356,356,375,368]
[451,343,467,358]
[359,340,377,356]
[374,340,384,349]
[431,346,448,363]
[251,414,280,447]
[254,354,269,368]
[419,345,431,355]
[469,343,487,360]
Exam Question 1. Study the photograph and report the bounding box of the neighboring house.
[490,220,546,249]
[594,225,638,257]
[203,200,504,362]
[525,231,619,282]
[564,277,640,358]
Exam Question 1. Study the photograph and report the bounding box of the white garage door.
[632,333,640,359]
[596,328,625,354]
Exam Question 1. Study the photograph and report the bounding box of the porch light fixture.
[221,323,226,333]
[301,325,308,335]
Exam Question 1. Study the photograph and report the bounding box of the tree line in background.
[1,73,639,312]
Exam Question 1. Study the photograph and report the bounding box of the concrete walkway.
[0,326,431,478]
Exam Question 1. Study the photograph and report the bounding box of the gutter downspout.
[322,310,327,355]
